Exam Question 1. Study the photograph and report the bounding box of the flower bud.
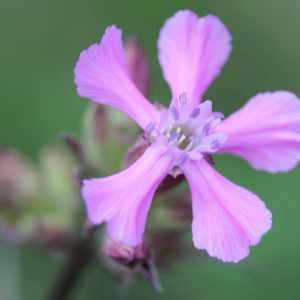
[150,191,192,232]
[101,235,161,291]
[33,221,75,251]
[0,149,37,209]
[36,145,79,233]
[102,235,148,264]
[123,136,149,168]
[125,37,150,97]
[82,104,139,172]
[149,229,189,269]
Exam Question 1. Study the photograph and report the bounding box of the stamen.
[212,112,224,120]
[188,136,202,150]
[176,127,182,134]
[145,122,156,136]
[170,106,179,121]
[210,139,221,150]
[169,131,180,142]
[157,97,226,158]
[177,134,187,146]
[176,153,188,166]
[178,93,187,106]
[144,122,159,142]
[190,107,200,118]
[202,123,211,136]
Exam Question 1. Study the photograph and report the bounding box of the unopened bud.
[125,37,150,97]
[59,133,85,165]
[123,136,149,168]
[38,145,79,232]
[102,235,148,264]
[157,174,185,193]
[83,104,109,145]
[149,191,191,233]
[101,235,161,292]
[33,221,75,251]
[149,229,189,269]
[83,104,139,171]
[0,149,37,209]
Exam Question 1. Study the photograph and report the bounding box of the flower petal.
[181,159,272,263]
[82,143,175,246]
[217,91,300,172]
[75,26,159,129]
[158,10,232,108]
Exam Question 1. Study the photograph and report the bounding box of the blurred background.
[1,0,300,299]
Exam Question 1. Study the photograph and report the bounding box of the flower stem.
[47,229,95,300]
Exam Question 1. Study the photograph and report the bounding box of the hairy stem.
[47,230,95,300]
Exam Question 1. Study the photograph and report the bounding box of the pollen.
[164,124,192,150]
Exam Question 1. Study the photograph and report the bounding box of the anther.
[212,112,224,120]
[178,93,187,105]
[145,122,156,135]
[210,139,221,150]
[202,123,211,136]
[176,127,182,134]
[177,134,187,146]
[190,107,200,118]
[170,106,179,121]
[169,132,179,142]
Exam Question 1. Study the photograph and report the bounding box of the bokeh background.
[1,0,300,299]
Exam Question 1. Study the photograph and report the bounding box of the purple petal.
[81,143,174,246]
[158,10,232,108]
[217,91,300,172]
[181,159,272,263]
[74,26,159,129]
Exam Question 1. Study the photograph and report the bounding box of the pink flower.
[74,10,300,262]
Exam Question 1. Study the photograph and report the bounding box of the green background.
[1,0,300,299]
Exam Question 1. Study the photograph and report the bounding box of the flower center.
[164,124,193,150]
[144,94,227,162]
